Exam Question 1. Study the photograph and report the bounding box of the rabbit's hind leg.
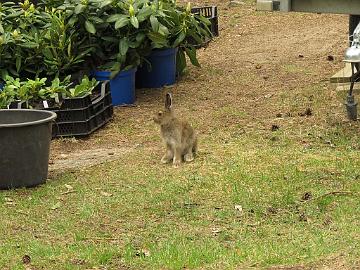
[184,152,194,162]
[184,137,197,162]
[161,145,174,164]
[184,146,194,162]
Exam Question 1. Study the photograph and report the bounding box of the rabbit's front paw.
[173,158,181,168]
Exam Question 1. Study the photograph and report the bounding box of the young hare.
[153,93,197,167]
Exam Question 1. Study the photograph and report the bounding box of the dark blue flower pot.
[136,48,178,89]
[93,68,137,106]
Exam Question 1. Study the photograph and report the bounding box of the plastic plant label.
[54,94,60,104]
[43,100,49,108]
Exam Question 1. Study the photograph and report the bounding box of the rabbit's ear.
[165,93,173,110]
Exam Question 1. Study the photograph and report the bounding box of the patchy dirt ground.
[48,1,358,268]
[50,0,353,168]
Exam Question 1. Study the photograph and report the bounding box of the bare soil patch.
[49,147,134,174]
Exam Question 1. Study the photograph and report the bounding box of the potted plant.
[134,1,213,88]
[57,0,142,105]
[95,0,212,89]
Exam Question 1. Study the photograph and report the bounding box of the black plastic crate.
[94,104,113,125]
[53,104,114,138]
[192,6,219,37]
[50,92,112,122]
[59,95,92,110]
[8,101,28,109]
[53,115,98,137]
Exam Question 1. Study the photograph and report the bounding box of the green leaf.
[73,48,93,61]
[85,20,96,34]
[68,16,78,26]
[128,41,138,48]
[137,6,153,22]
[0,70,9,81]
[43,48,53,59]
[0,24,4,34]
[16,56,21,73]
[66,76,98,98]
[119,38,129,56]
[114,17,129,29]
[157,10,166,17]
[38,88,47,99]
[107,14,127,23]
[18,42,39,48]
[188,30,203,44]
[136,32,145,43]
[116,53,126,65]
[158,24,169,36]
[147,32,168,48]
[99,0,113,8]
[196,15,211,26]
[6,10,24,19]
[67,42,72,57]
[176,48,187,76]
[74,4,86,14]
[102,36,118,42]
[130,16,139,29]
[89,16,104,24]
[185,47,200,67]
[150,15,159,32]
[173,31,186,47]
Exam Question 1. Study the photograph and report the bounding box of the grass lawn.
[1,130,359,269]
[1,1,360,269]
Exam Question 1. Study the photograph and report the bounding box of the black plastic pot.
[0,109,57,189]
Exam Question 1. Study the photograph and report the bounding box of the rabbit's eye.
[158,112,162,116]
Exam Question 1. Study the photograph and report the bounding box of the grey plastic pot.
[0,109,57,189]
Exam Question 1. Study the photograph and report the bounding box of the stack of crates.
[49,81,113,137]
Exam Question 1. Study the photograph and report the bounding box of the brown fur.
[153,93,197,167]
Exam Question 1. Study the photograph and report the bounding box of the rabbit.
[153,93,197,167]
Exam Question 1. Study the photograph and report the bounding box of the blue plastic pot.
[93,68,136,106]
[136,48,178,88]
